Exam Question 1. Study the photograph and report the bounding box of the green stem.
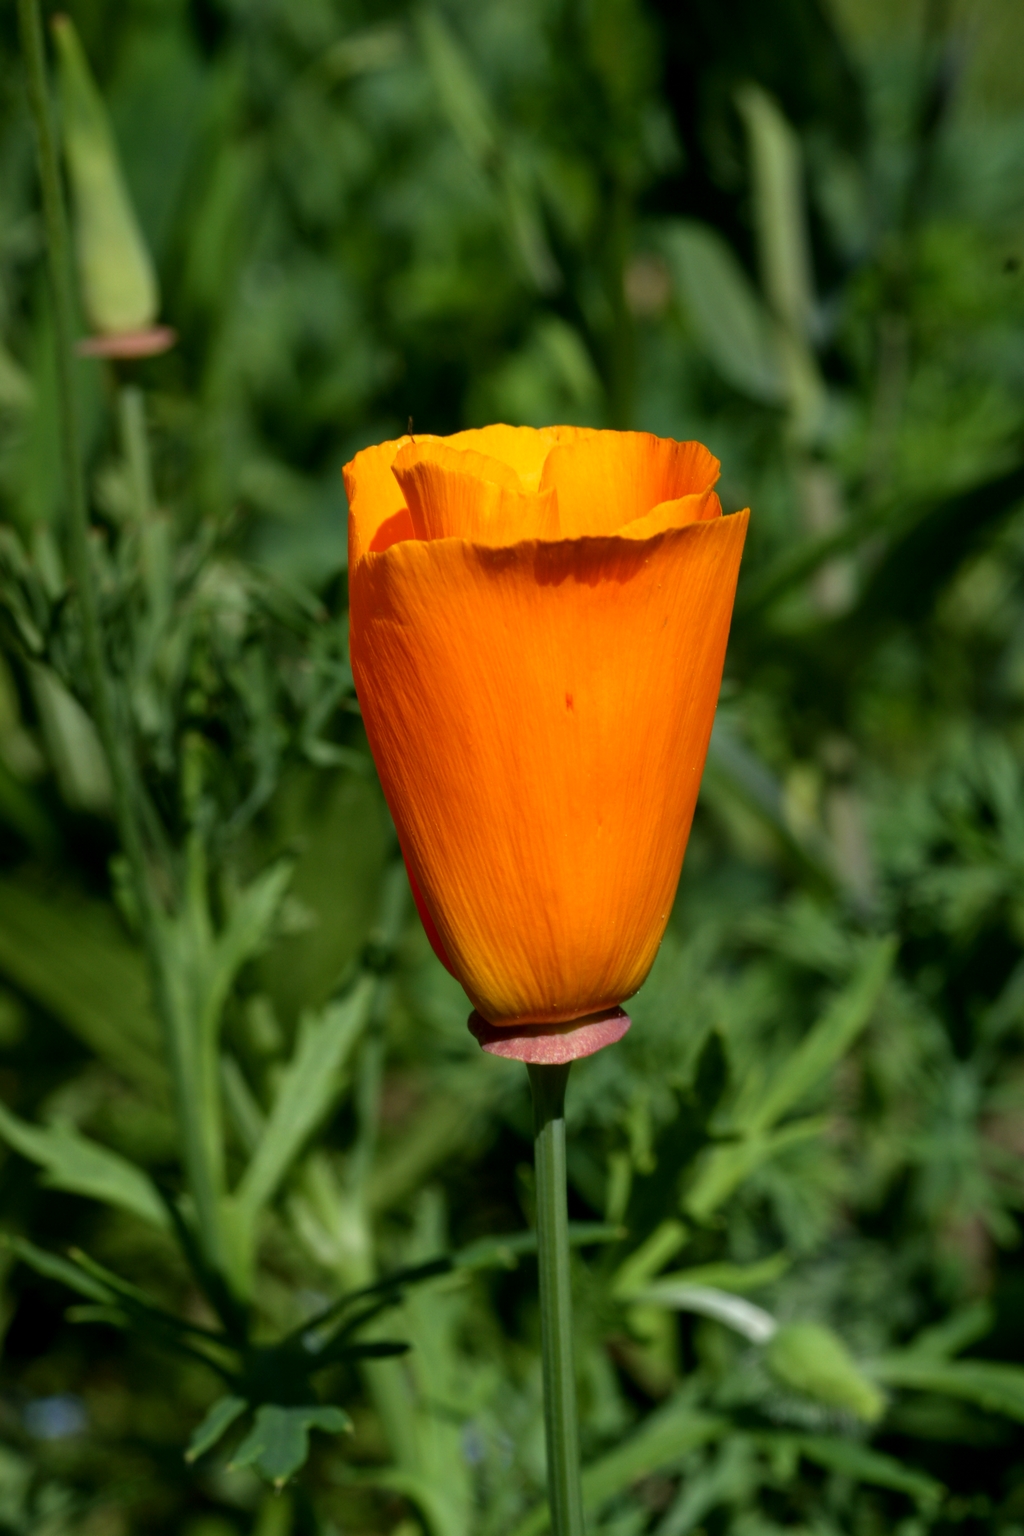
[528,1062,585,1536]
[18,0,228,1280]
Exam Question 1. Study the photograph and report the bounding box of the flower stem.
[528,1062,585,1536]
[17,0,228,1280]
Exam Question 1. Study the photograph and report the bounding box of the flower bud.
[51,15,159,337]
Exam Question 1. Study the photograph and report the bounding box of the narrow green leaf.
[202,860,293,1041]
[649,1252,791,1294]
[0,878,165,1096]
[2,1235,111,1303]
[685,1117,827,1222]
[229,1403,352,1487]
[903,1303,995,1360]
[742,939,897,1135]
[870,1356,1024,1422]
[456,1221,624,1272]
[509,1402,726,1536]
[0,1100,168,1227]
[186,1395,248,1463]
[235,976,374,1219]
[790,1435,944,1503]
[662,219,786,404]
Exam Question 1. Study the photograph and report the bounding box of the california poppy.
[346,425,748,1028]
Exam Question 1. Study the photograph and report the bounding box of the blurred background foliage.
[1,0,1024,1531]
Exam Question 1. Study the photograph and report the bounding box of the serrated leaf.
[0,1099,168,1227]
[229,1403,352,1487]
[186,1395,248,1463]
[767,1323,885,1423]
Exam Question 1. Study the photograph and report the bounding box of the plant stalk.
[18,0,228,1279]
[528,1061,585,1536]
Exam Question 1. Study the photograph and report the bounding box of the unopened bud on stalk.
[51,15,173,357]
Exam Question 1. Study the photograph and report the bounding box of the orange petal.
[345,436,412,565]
[392,439,559,544]
[350,510,749,1026]
[446,423,597,491]
[540,431,721,537]
[617,490,723,540]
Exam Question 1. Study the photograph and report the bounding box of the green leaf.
[871,1356,1024,1422]
[234,976,375,1220]
[904,1303,995,1360]
[662,220,785,404]
[510,1401,725,1536]
[2,1235,111,1303]
[650,1252,791,1294]
[774,1434,943,1503]
[201,860,294,1043]
[740,939,897,1136]
[685,1117,827,1223]
[0,878,166,1097]
[734,84,815,341]
[185,1395,248,1463]
[455,1222,624,1272]
[0,1099,168,1228]
[767,1323,885,1423]
[229,1404,352,1487]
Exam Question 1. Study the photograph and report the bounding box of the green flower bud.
[51,15,158,336]
[766,1322,885,1423]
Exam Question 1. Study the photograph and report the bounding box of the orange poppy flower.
[346,425,748,1028]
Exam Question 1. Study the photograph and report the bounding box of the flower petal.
[350,510,749,1025]
[392,439,559,544]
[617,490,723,540]
[540,431,721,537]
[446,423,594,491]
[345,436,413,564]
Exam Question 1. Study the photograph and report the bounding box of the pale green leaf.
[0,1100,168,1227]
[662,220,785,403]
[202,860,293,1040]
[235,976,375,1218]
[631,1281,778,1344]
